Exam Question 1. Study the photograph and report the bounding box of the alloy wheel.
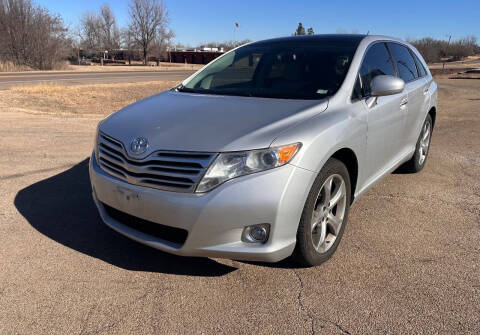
[311,174,347,253]
[418,121,431,165]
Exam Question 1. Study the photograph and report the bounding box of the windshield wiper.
[176,85,255,97]
[175,85,199,93]
[175,85,327,100]
[207,91,254,97]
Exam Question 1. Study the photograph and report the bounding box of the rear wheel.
[399,114,433,173]
[293,158,351,267]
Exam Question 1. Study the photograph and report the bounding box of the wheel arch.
[330,148,358,204]
[428,106,436,129]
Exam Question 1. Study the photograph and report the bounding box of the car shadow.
[392,164,416,174]
[392,167,411,174]
[14,158,236,277]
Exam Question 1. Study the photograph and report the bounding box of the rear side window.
[412,52,427,77]
[358,43,396,97]
[388,43,418,82]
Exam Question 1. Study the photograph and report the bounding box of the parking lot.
[0,77,479,334]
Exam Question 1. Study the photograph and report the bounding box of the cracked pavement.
[0,78,479,334]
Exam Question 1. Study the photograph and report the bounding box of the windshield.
[178,39,359,100]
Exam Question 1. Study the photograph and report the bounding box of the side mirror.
[370,75,405,97]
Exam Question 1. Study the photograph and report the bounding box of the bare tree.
[0,0,69,70]
[80,4,120,56]
[99,4,120,54]
[409,36,479,63]
[121,27,137,64]
[80,12,102,52]
[128,0,172,64]
[450,36,478,61]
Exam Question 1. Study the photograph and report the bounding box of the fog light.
[242,224,270,243]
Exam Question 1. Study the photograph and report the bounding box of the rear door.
[387,42,429,152]
[411,50,432,145]
[357,42,407,184]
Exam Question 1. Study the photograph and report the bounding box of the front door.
[357,42,407,184]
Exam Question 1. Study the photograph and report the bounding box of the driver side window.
[358,43,396,97]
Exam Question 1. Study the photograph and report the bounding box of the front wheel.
[293,158,351,267]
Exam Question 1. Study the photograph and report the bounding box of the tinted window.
[388,43,418,82]
[208,53,261,88]
[181,40,359,100]
[412,52,427,77]
[359,43,396,96]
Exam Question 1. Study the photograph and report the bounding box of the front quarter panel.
[271,102,367,189]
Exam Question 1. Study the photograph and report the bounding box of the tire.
[399,114,433,173]
[293,158,351,267]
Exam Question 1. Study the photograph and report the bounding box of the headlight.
[196,143,301,193]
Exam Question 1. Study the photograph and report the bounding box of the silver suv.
[90,34,437,266]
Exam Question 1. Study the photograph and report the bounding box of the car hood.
[101,90,328,155]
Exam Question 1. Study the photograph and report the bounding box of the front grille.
[102,202,188,247]
[97,132,216,192]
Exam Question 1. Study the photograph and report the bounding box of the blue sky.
[39,0,480,46]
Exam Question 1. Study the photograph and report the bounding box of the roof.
[250,34,368,47]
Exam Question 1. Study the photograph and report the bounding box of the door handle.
[423,87,429,95]
[400,97,408,107]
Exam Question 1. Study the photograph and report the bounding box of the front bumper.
[89,153,315,262]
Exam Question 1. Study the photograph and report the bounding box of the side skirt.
[352,149,415,204]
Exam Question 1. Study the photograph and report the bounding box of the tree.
[99,4,120,54]
[307,27,314,35]
[0,0,69,70]
[128,0,172,64]
[294,22,305,36]
[408,36,479,63]
[79,4,120,56]
[80,12,102,52]
[121,27,136,64]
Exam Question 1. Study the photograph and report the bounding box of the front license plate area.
[111,185,143,214]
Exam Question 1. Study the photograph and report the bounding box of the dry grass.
[0,60,32,72]
[0,81,178,115]
[0,60,72,72]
